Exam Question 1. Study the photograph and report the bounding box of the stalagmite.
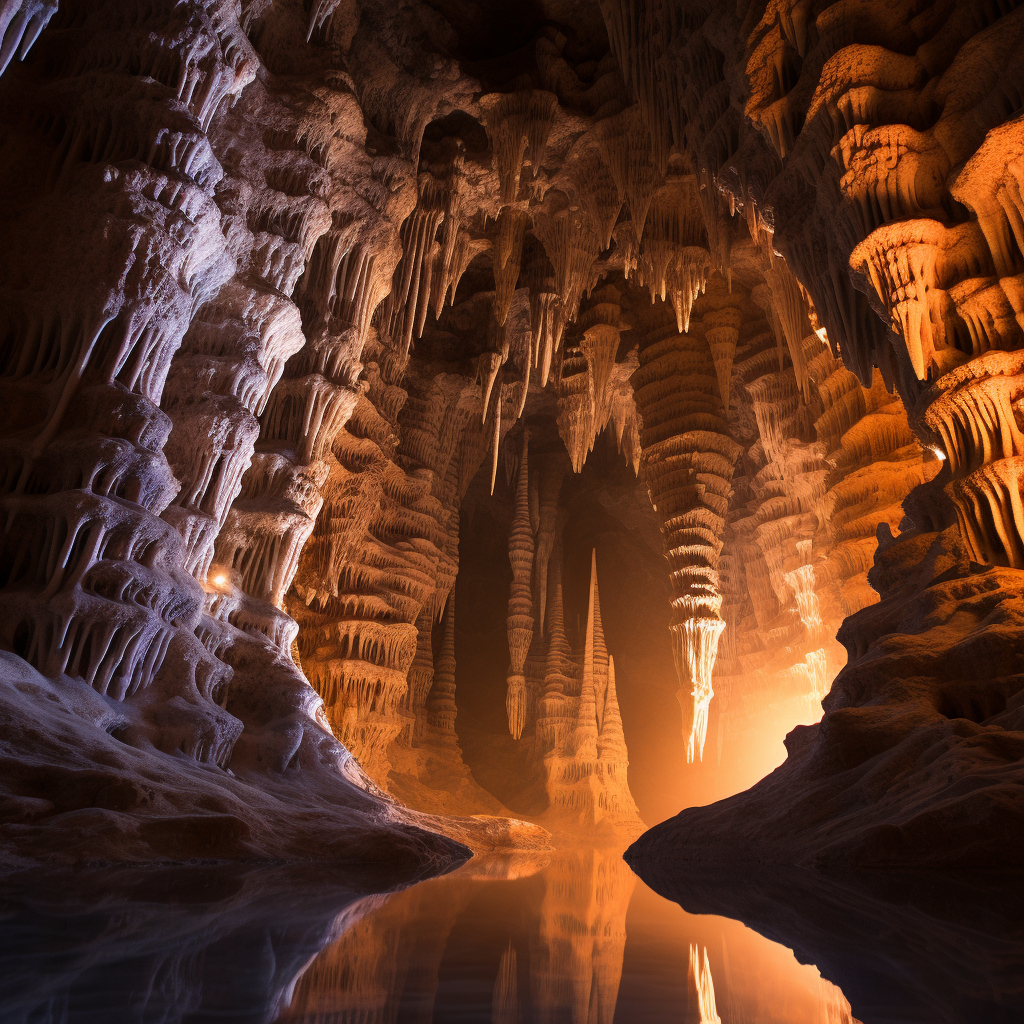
[506,434,534,739]
[534,550,642,836]
[533,456,565,633]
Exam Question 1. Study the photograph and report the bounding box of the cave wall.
[616,0,1024,868]
[3,0,1022,865]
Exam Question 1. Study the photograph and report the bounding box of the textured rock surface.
[618,0,1024,868]
[3,0,1024,868]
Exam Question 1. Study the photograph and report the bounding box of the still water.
[3,848,1022,1024]
[275,848,857,1024]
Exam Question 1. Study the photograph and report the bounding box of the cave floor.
[4,846,1021,1023]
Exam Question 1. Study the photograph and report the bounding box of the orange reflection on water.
[276,847,858,1024]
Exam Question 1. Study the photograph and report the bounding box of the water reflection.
[0,863,445,1024]
[277,848,860,1024]
[2,851,1020,1023]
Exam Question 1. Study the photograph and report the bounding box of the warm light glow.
[689,944,722,1024]
[688,683,714,764]
[932,446,947,461]
[213,573,228,587]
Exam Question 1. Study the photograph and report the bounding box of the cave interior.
[2,0,1024,1020]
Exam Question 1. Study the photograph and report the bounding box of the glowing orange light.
[213,573,228,587]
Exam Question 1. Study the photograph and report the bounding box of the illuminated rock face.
[613,0,1024,867]
[3,0,1023,865]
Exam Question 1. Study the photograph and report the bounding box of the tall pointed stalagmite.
[506,432,535,739]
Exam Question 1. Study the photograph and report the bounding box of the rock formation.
[615,0,1024,869]
[533,550,644,837]
[2,0,1023,872]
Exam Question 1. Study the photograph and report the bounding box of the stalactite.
[0,0,57,78]
[633,308,741,759]
[493,206,530,327]
[556,347,594,473]
[570,143,622,251]
[479,90,558,205]
[579,295,622,429]
[596,106,660,240]
[530,289,562,387]
[533,205,602,337]
[638,179,710,332]
[703,306,741,412]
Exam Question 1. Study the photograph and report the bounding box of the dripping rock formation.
[1,0,1023,872]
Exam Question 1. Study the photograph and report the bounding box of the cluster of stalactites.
[473,287,534,497]
[505,434,535,739]
[479,90,558,205]
[554,293,635,474]
[378,157,466,358]
[0,0,57,78]
[533,204,602,341]
[635,179,711,334]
